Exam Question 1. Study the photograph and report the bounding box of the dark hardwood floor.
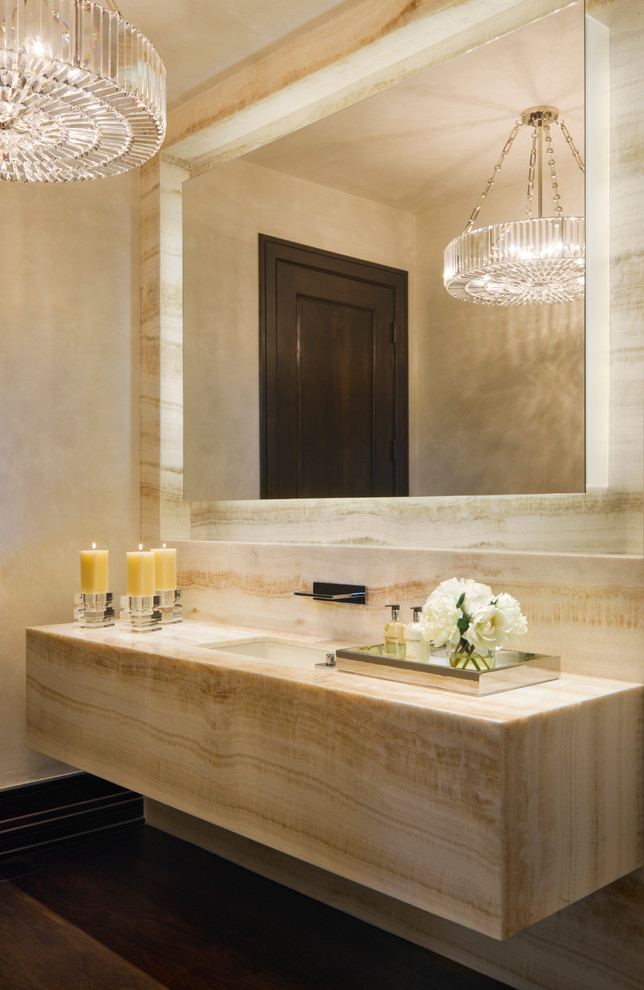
[0,824,513,990]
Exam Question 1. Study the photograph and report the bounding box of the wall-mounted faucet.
[315,652,337,668]
[294,582,366,605]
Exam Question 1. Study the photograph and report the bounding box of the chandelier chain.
[559,118,585,173]
[544,122,563,216]
[464,110,585,233]
[463,119,521,233]
[525,127,538,218]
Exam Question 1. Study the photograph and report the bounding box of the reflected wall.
[183,158,584,500]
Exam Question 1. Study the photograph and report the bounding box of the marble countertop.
[30,618,641,723]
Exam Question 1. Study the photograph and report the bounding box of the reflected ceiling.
[243,3,584,215]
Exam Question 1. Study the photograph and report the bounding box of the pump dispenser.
[384,604,406,659]
[406,606,429,662]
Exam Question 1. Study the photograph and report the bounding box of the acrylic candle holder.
[73,591,115,628]
[156,588,183,624]
[120,594,162,633]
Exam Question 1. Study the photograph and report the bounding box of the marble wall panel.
[187,490,643,553]
[140,156,191,549]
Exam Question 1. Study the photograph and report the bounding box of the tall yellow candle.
[152,545,177,591]
[126,545,155,597]
[80,544,109,594]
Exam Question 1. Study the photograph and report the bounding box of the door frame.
[259,234,409,498]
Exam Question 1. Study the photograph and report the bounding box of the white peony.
[420,578,527,653]
[495,593,528,640]
[464,603,509,652]
[464,595,528,653]
[419,593,462,647]
[459,579,494,616]
[428,577,493,614]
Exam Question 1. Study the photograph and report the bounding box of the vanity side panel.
[501,690,644,935]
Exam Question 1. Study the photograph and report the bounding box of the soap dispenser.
[405,606,429,663]
[384,604,406,659]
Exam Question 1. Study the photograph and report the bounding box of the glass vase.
[447,641,496,671]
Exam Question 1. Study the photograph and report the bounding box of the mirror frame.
[141,0,643,557]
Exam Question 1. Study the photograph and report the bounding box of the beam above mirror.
[163,0,580,170]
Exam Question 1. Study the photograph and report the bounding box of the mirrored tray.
[335,644,560,695]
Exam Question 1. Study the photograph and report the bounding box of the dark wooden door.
[260,236,408,499]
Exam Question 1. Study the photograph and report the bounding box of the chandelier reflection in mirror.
[444,106,585,305]
[0,0,166,181]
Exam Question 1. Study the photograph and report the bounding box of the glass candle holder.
[73,592,115,628]
[120,595,162,633]
[156,588,183,624]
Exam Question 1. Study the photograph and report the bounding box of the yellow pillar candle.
[152,545,177,591]
[80,544,109,594]
[126,545,156,597]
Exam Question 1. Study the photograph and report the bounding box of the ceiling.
[115,0,348,110]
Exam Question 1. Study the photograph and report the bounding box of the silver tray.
[335,644,560,695]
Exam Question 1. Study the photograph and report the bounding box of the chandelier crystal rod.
[0,0,166,182]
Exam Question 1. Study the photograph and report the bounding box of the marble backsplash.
[176,539,644,685]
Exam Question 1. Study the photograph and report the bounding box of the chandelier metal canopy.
[444,106,585,305]
[0,0,166,182]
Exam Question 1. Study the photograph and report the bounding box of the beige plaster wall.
[0,173,141,789]
[182,158,417,500]
[413,165,585,496]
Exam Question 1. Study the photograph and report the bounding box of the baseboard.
[0,772,144,857]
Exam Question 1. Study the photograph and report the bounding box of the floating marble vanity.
[26,621,643,940]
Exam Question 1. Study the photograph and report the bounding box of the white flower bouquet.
[419,578,528,669]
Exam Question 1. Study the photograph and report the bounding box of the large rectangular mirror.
[183,2,585,502]
[158,0,641,555]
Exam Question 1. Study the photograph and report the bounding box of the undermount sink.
[200,638,332,667]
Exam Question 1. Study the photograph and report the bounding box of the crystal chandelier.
[0,0,166,182]
[444,106,585,305]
